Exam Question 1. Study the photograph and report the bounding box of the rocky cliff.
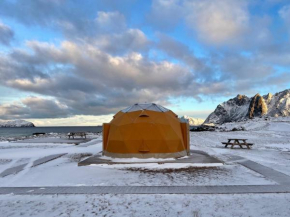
[247,94,268,119]
[205,89,290,124]
[0,120,35,127]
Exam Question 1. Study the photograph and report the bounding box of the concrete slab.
[78,150,223,166]
[32,153,67,167]
[13,137,91,145]
[0,154,66,177]
[0,163,27,177]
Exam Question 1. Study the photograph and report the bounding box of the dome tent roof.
[122,103,169,113]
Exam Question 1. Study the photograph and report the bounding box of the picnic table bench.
[67,132,87,139]
[222,139,254,149]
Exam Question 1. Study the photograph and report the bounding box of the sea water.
[0,126,102,138]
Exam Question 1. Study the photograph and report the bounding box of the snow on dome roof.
[122,103,170,113]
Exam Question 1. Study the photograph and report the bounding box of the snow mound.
[99,156,177,162]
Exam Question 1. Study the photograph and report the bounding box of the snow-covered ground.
[0,118,290,216]
[1,194,290,217]
[193,118,290,178]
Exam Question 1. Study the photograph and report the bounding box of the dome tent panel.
[113,113,134,126]
[118,124,135,140]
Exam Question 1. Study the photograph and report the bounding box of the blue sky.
[0,0,289,126]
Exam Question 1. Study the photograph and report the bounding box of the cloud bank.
[0,0,289,123]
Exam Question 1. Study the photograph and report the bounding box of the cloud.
[146,0,275,48]
[94,29,150,54]
[0,21,13,45]
[156,34,203,70]
[0,41,200,117]
[219,53,274,80]
[279,4,290,33]
[279,4,290,22]
[147,0,183,30]
[0,1,144,52]
[0,97,70,120]
[1,37,289,120]
[27,114,114,126]
[0,0,289,122]
[0,0,69,26]
[57,10,150,55]
[95,11,126,33]
[184,0,249,45]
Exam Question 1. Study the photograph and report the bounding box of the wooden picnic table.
[222,139,253,149]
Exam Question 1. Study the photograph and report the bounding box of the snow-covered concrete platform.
[2,153,289,194]
[78,150,223,166]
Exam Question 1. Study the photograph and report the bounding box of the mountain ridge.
[205,89,290,124]
[179,115,204,126]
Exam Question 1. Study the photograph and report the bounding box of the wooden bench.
[67,132,87,139]
[222,139,254,149]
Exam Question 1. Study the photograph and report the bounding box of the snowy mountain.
[179,115,204,126]
[205,89,290,124]
[0,120,35,127]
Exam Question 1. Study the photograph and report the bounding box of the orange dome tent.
[102,103,190,158]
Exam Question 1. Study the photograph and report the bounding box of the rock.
[266,89,290,117]
[265,93,273,103]
[204,94,250,124]
[190,124,216,132]
[247,94,268,119]
[232,126,245,131]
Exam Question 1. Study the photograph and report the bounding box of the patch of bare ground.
[123,167,229,185]
[124,166,223,174]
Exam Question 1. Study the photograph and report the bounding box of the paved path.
[0,154,66,177]
[0,185,290,195]
[227,155,290,185]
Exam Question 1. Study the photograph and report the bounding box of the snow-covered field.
[0,118,290,216]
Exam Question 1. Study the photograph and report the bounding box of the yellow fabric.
[103,110,189,158]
